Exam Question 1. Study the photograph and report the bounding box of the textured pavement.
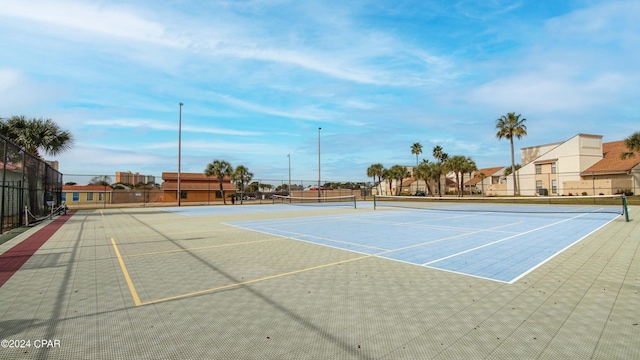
[0,205,638,359]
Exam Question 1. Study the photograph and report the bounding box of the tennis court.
[0,197,637,359]
[226,198,622,283]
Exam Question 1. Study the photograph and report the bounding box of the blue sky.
[1,0,638,184]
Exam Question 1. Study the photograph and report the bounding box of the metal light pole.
[288,153,291,197]
[178,102,183,207]
[318,127,321,202]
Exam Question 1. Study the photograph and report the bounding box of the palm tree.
[381,169,393,195]
[444,155,467,197]
[621,131,640,159]
[367,163,385,195]
[414,160,434,196]
[232,165,253,204]
[411,143,423,192]
[389,165,410,195]
[204,159,234,204]
[430,161,444,197]
[496,112,527,196]
[432,146,448,197]
[0,116,74,157]
[503,164,521,177]
[460,157,477,196]
[411,143,423,167]
[478,172,487,196]
[0,116,74,214]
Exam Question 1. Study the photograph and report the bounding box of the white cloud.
[0,0,185,47]
[85,119,263,136]
[210,93,336,121]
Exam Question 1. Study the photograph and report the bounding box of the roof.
[465,167,505,185]
[63,185,113,192]
[581,140,640,175]
[162,172,232,181]
[161,182,237,191]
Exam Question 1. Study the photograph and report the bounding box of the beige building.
[465,166,507,196]
[513,134,640,196]
[116,171,156,185]
[62,185,113,205]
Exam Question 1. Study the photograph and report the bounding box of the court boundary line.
[508,215,619,283]
[423,212,593,266]
[111,219,521,306]
[111,238,142,306]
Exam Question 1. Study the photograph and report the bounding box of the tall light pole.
[178,102,183,207]
[318,127,321,201]
[288,153,291,198]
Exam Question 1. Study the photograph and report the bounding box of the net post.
[373,195,377,210]
[353,195,357,209]
[622,194,629,222]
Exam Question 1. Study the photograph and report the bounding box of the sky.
[1,0,638,185]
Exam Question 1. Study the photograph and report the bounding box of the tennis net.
[373,194,628,216]
[272,194,357,208]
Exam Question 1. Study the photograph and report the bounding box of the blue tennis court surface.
[226,209,621,283]
[162,203,354,216]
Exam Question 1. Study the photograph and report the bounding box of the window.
[98,193,105,201]
[72,192,79,202]
[552,180,557,194]
[62,193,66,202]
[551,162,557,174]
[87,193,94,201]
[535,164,542,174]
[536,180,543,189]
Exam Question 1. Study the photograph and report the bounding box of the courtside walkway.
[0,206,638,359]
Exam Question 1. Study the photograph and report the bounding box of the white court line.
[224,223,390,252]
[508,213,619,283]
[422,211,608,268]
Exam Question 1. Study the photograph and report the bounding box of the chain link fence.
[62,174,372,209]
[1,135,63,233]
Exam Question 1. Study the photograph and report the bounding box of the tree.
[0,116,74,157]
[621,131,640,159]
[411,143,423,167]
[414,160,434,196]
[411,143,423,192]
[496,112,527,196]
[389,165,410,195]
[89,175,112,186]
[367,163,385,195]
[504,164,521,177]
[430,161,444,197]
[381,169,393,195]
[204,160,234,204]
[0,116,74,214]
[232,165,253,204]
[432,146,448,197]
[460,157,477,196]
[444,155,467,197]
[247,181,260,192]
[478,172,487,196]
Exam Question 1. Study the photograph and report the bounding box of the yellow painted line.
[139,253,373,306]
[111,237,142,306]
[131,220,523,307]
[126,238,282,257]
